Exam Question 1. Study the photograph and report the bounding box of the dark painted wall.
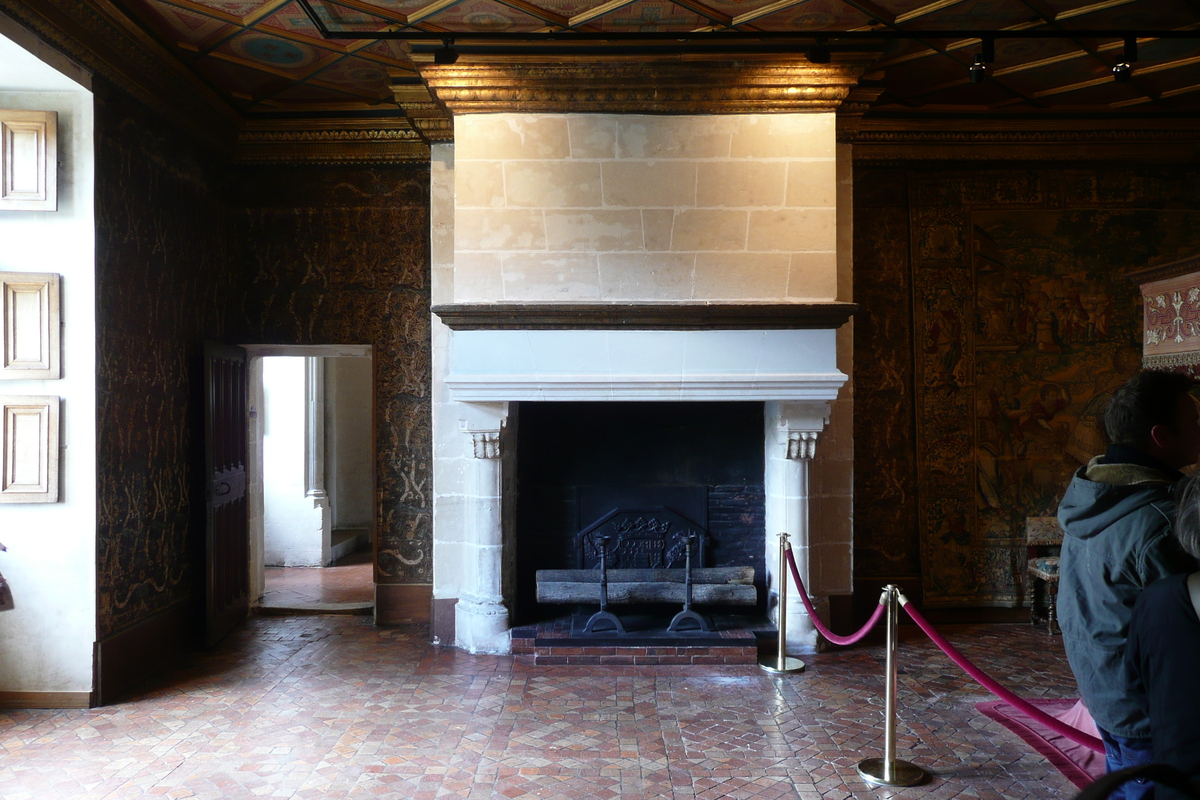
[853,162,1200,610]
[236,165,431,583]
[94,78,431,655]
[94,76,238,638]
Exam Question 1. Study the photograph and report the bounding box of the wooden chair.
[1026,516,1063,635]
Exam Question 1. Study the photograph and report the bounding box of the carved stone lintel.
[471,431,501,460]
[786,431,818,461]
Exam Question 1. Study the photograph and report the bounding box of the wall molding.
[375,583,432,625]
[93,600,193,706]
[0,691,91,708]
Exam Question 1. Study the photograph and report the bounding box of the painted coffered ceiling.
[5,0,1200,162]
[108,0,1200,121]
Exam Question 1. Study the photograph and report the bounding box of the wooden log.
[537,581,757,605]
[536,567,754,585]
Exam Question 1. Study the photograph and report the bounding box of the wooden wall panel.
[0,110,56,212]
[1,272,60,379]
[0,394,59,503]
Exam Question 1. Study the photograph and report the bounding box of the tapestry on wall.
[911,191,1200,606]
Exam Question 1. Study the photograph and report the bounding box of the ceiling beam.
[894,0,967,25]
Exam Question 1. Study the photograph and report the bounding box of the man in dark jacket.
[1058,370,1200,800]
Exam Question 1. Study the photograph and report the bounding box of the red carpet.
[977,698,1106,789]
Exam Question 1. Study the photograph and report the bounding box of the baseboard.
[94,601,194,706]
[0,691,92,709]
[431,597,457,645]
[375,583,432,625]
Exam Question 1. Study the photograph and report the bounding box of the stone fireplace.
[428,112,855,655]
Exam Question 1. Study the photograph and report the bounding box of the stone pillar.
[455,412,511,654]
[304,357,332,565]
[764,400,830,654]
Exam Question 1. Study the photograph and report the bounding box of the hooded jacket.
[1057,456,1198,738]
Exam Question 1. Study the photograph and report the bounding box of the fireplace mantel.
[432,302,857,331]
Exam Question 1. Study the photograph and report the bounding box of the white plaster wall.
[325,356,373,532]
[262,357,327,566]
[431,144,470,624]
[0,31,96,693]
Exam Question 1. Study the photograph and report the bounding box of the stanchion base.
[855,758,928,787]
[758,655,805,674]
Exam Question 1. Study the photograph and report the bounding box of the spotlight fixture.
[969,53,988,83]
[1113,35,1137,82]
[806,37,830,64]
[433,38,459,65]
[968,36,994,84]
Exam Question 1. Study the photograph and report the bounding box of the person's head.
[1105,370,1200,469]
[1174,475,1200,560]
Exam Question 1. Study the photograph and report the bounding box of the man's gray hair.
[1175,474,1200,560]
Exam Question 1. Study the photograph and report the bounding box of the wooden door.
[204,342,249,646]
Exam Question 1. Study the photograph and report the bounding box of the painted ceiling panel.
[913,79,1027,107]
[422,0,550,31]
[901,0,1043,30]
[187,0,283,18]
[311,55,394,91]
[1053,0,1193,27]
[216,30,342,73]
[143,0,234,43]
[749,4,874,31]
[358,39,417,64]
[594,1,706,31]
[266,80,379,100]
[192,55,296,94]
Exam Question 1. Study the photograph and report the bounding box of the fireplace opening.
[513,401,766,626]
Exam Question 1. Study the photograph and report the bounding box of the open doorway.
[244,345,375,614]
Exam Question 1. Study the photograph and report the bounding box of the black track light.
[969,53,988,83]
[434,38,459,65]
[969,37,993,84]
[806,36,829,64]
[1113,35,1137,82]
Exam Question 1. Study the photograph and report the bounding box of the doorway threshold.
[256,601,372,616]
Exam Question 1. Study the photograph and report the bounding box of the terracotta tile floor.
[0,618,1083,799]
[262,551,374,608]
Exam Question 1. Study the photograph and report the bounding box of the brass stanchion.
[855,585,928,787]
[759,532,805,674]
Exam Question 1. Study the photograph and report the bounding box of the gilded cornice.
[234,121,430,163]
[416,57,880,115]
[0,0,239,150]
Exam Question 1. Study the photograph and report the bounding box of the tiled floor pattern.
[0,618,1082,799]
[262,551,374,608]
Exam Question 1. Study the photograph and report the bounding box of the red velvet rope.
[901,599,1105,753]
[783,547,886,646]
